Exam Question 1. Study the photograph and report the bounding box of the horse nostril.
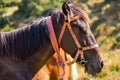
[100,61,104,68]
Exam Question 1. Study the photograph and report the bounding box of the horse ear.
[62,2,71,16]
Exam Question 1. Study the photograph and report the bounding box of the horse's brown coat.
[33,49,71,80]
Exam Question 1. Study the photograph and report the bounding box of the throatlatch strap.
[46,16,64,66]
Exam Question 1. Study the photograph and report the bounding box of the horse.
[33,48,86,80]
[33,49,72,80]
[0,0,104,80]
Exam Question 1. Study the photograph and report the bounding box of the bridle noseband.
[46,14,98,67]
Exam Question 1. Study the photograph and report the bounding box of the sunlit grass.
[1,0,22,4]
[2,6,18,17]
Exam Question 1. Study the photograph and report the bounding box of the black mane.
[0,18,50,60]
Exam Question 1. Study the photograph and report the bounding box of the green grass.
[0,24,14,31]
[2,6,18,17]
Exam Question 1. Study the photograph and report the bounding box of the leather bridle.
[46,15,99,67]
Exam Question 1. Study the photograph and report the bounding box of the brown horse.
[33,49,72,80]
[0,0,103,80]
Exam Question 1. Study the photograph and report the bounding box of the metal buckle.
[78,59,88,66]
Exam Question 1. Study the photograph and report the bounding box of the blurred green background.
[0,0,120,80]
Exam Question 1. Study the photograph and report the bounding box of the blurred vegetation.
[0,0,120,79]
[0,0,64,30]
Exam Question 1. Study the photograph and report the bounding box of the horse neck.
[25,16,63,77]
[25,42,54,77]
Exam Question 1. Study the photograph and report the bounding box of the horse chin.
[84,64,101,76]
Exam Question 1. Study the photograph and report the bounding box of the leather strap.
[66,23,81,49]
[58,22,67,45]
[46,16,64,66]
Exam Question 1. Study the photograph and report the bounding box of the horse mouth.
[85,64,101,75]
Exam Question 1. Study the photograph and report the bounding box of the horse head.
[50,0,104,75]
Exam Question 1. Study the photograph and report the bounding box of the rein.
[46,15,98,76]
